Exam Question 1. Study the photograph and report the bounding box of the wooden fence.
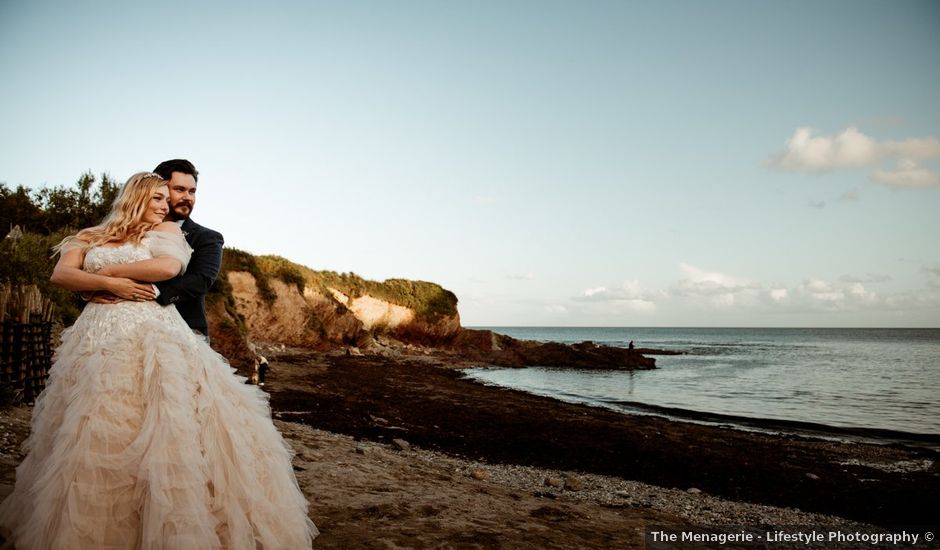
[1,284,56,404]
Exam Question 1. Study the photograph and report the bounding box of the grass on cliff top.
[217,250,458,322]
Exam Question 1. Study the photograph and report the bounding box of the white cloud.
[802,279,843,304]
[768,127,940,188]
[758,275,936,314]
[871,159,940,188]
[506,272,536,281]
[777,271,940,314]
[792,279,882,311]
[676,263,747,290]
[583,286,608,298]
[576,280,660,311]
[674,263,755,294]
[670,265,922,313]
[579,280,652,301]
[623,300,657,313]
[671,263,762,308]
[769,288,789,302]
[770,127,879,171]
[569,266,939,319]
[619,280,648,299]
[545,304,568,315]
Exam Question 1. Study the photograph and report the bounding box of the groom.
[151,159,224,340]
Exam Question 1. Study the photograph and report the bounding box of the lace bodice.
[83,231,192,274]
[83,242,153,273]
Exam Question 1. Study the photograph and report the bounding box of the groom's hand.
[89,293,125,304]
[106,278,158,301]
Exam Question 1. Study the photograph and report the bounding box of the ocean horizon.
[462,326,940,444]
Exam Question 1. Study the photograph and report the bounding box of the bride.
[0,172,319,549]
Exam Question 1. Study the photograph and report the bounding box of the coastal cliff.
[205,249,461,368]
[205,248,653,372]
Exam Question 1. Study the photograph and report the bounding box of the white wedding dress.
[0,232,319,549]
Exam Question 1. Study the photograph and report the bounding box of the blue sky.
[2,0,939,327]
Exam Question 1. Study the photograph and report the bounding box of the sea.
[461,327,940,446]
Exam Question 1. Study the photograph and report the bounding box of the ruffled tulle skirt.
[0,302,318,549]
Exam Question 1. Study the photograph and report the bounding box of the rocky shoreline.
[263,348,937,527]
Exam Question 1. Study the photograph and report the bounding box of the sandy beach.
[2,347,937,548]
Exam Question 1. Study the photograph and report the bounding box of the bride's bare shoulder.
[151,222,183,234]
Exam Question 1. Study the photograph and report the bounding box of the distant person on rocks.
[257,355,269,386]
[246,355,269,386]
[628,340,635,350]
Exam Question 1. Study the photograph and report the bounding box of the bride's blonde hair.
[54,172,168,255]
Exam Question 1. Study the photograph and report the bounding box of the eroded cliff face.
[212,271,461,356]
[329,289,413,332]
[204,253,650,373]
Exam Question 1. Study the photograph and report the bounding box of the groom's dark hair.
[153,159,199,183]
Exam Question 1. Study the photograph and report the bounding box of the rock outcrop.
[449,329,655,370]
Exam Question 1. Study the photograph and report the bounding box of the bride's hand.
[106,278,157,301]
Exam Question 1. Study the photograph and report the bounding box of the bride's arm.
[50,247,157,299]
[96,223,185,282]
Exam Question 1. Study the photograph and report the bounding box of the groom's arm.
[154,229,224,306]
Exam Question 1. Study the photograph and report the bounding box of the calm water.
[462,327,940,439]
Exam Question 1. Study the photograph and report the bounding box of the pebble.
[563,476,582,491]
[470,469,489,481]
[391,438,411,452]
[544,477,564,488]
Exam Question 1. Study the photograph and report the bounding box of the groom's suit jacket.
[155,218,224,336]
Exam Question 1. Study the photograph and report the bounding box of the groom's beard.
[167,202,193,221]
